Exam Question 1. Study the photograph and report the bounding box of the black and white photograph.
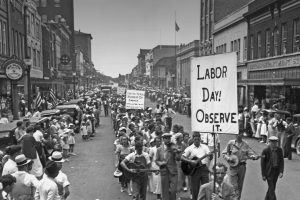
[0,0,300,199]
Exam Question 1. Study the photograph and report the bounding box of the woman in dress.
[148,137,162,200]
[115,136,132,196]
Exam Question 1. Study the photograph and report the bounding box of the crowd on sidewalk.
[0,92,107,200]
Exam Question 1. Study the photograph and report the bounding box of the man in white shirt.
[11,154,40,200]
[181,132,212,200]
[35,161,60,200]
[49,151,70,200]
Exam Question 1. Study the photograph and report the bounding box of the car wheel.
[296,139,300,155]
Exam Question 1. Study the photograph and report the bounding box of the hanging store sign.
[248,54,300,71]
[2,55,25,81]
[191,52,238,134]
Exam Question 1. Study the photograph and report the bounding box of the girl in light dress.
[115,136,132,196]
[148,137,162,200]
[258,111,269,143]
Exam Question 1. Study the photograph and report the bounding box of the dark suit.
[261,146,284,200]
[21,134,38,159]
[197,182,236,200]
[156,144,178,200]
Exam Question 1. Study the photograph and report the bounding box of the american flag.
[35,92,42,109]
[50,89,58,108]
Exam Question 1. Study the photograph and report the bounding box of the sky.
[74,0,200,78]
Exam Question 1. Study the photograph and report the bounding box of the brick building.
[244,0,300,113]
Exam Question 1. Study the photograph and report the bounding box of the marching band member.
[222,131,259,200]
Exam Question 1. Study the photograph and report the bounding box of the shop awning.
[244,78,300,86]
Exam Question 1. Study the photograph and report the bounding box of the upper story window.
[244,36,247,61]
[265,29,271,57]
[42,15,47,23]
[250,35,254,60]
[273,28,279,56]
[293,18,300,53]
[257,32,262,59]
[281,23,288,55]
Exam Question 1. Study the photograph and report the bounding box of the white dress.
[148,146,161,194]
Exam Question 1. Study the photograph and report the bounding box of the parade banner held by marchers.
[191,52,238,134]
[117,87,126,95]
[125,90,145,110]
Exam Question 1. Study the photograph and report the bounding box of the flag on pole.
[50,89,58,108]
[175,21,180,32]
[35,92,42,109]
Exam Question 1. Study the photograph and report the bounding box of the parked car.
[292,114,300,155]
[55,104,80,123]
[0,123,17,150]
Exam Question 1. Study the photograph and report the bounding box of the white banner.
[191,52,238,134]
[126,90,145,109]
[117,87,126,95]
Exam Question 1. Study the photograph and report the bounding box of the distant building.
[176,40,200,93]
[75,30,93,62]
[145,45,177,88]
[214,0,251,106]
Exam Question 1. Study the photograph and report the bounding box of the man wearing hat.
[49,151,70,200]
[2,145,22,176]
[11,154,40,199]
[261,136,284,200]
[156,132,181,200]
[222,131,259,200]
[34,161,60,200]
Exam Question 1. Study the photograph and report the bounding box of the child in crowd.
[80,121,88,140]
[68,124,76,156]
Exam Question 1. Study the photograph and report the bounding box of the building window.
[281,23,287,55]
[41,0,47,7]
[266,29,271,57]
[293,18,300,52]
[250,35,254,60]
[26,15,30,34]
[274,28,279,56]
[0,21,2,55]
[257,32,262,59]
[41,15,47,23]
[244,36,247,61]
[36,21,40,39]
[33,49,36,67]
[230,41,233,52]
[2,22,7,55]
[237,39,240,61]
[27,46,31,58]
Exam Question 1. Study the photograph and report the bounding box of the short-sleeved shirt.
[182,144,210,165]
[2,159,18,176]
[124,151,150,165]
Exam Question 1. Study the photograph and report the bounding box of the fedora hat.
[113,169,123,178]
[49,151,65,162]
[15,154,31,166]
[269,136,278,141]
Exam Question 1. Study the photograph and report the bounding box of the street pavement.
[63,98,300,200]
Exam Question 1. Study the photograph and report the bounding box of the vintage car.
[0,123,17,149]
[63,99,84,106]
[292,114,300,155]
[55,104,80,123]
[40,109,61,117]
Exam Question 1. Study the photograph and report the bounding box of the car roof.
[55,104,80,109]
[41,109,60,116]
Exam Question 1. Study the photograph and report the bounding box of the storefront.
[247,53,300,114]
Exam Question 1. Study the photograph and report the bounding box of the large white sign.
[117,87,126,95]
[191,52,238,134]
[126,90,145,109]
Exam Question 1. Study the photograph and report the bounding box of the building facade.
[244,0,300,113]
[176,40,199,94]
[214,2,251,106]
